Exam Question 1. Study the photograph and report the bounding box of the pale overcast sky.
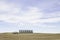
[0,0,60,33]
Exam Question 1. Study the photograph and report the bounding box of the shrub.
[12,32,19,34]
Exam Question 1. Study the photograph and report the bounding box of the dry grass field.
[0,33,18,40]
[0,33,60,40]
[20,33,60,40]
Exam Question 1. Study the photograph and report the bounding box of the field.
[20,33,60,40]
[0,33,60,40]
[0,33,18,40]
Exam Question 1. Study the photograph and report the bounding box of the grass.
[0,33,18,40]
[0,33,60,40]
[20,33,60,40]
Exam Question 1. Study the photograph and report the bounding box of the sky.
[0,0,60,33]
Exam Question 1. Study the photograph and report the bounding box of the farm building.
[19,30,33,33]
